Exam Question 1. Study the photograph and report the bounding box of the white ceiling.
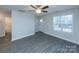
[0,5,79,16]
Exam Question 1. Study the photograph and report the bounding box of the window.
[53,15,73,33]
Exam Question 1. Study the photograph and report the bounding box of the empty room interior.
[0,5,79,53]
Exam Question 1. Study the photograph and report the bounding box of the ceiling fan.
[30,5,49,14]
[18,5,49,14]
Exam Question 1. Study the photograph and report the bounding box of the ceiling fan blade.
[30,5,37,9]
[42,6,49,9]
[36,5,41,8]
[42,10,48,13]
[18,10,26,13]
[28,10,35,11]
[18,9,35,13]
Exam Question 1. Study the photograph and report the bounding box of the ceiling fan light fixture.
[36,8,41,13]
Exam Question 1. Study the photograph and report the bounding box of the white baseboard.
[12,33,35,41]
[42,31,79,45]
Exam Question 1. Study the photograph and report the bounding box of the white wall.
[35,16,40,32]
[12,11,35,41]
[40,8,79,44]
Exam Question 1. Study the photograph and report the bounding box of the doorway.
[0,12,12,48]
[5,16,12,42]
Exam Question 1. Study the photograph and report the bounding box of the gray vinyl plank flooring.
[0,32,79,53]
